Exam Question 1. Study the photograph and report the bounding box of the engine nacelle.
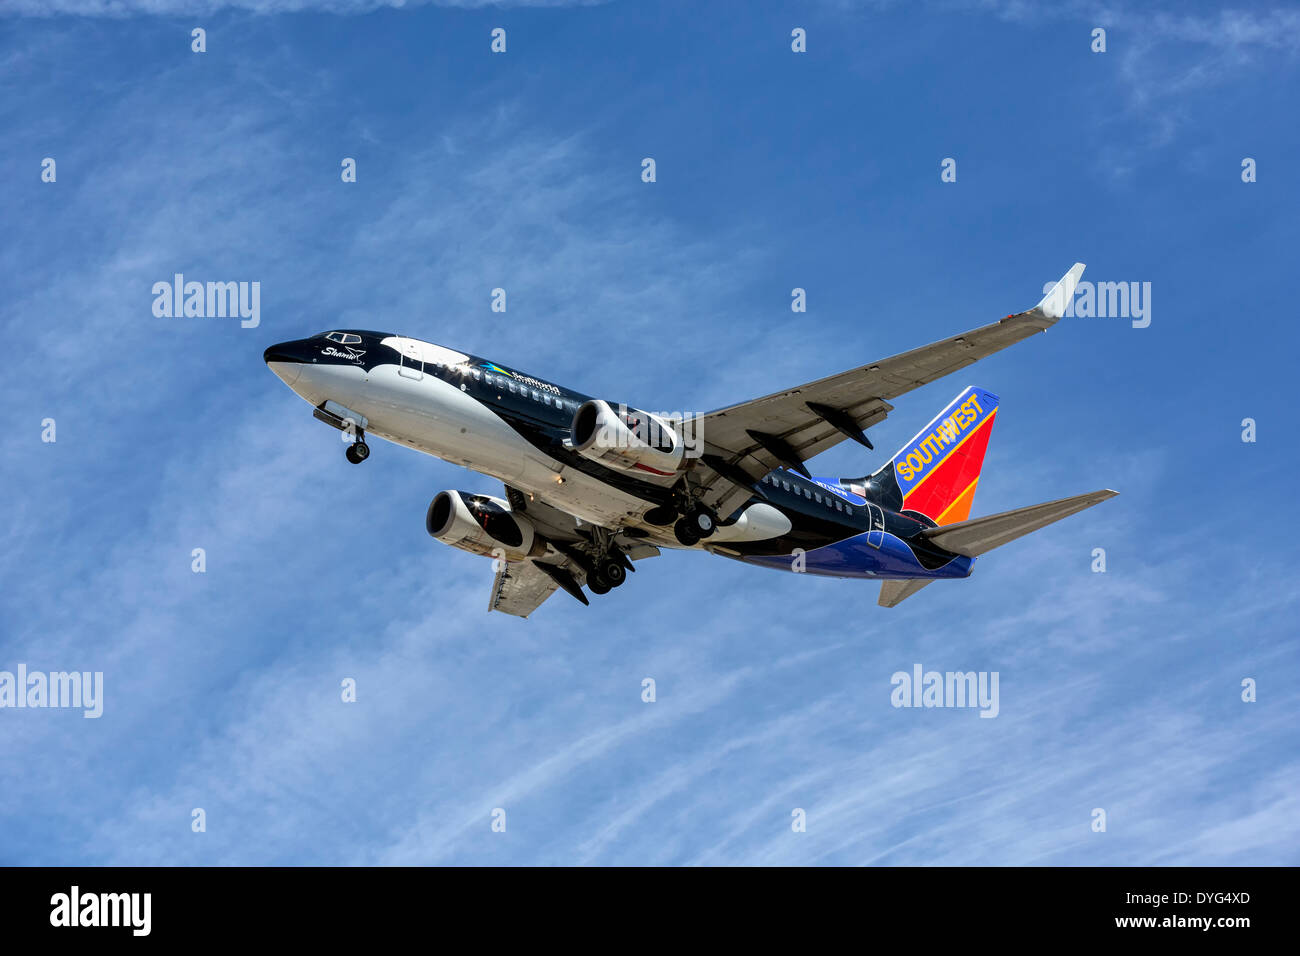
[426,491,543,561]
[570,400,685,481]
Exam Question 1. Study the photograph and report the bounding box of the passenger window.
[782,481,791,491]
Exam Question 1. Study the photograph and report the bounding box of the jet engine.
[426,491,544,561]
[570,400,685,481]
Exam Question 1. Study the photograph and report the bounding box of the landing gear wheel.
[676,504,715,541]
[688,506,715,537]
[673,519,700,547]
[346,440,370,464]
[597,558,626,588]
[588,574,611,595]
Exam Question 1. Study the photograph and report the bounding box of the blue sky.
[1,0,1297,865]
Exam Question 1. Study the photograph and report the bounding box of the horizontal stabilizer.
[921,489,1118,558]
[878,578,934,608]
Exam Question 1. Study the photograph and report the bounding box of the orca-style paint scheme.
[264,264,1116,616]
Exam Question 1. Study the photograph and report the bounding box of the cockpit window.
[326,332,362,345]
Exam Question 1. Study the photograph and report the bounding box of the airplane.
[264,263,1116,617]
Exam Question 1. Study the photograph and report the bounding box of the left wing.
[686,264,1085,519]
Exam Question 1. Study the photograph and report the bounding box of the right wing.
[490,483,662,617]
[688,264,1087,519]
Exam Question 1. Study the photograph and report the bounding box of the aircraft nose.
[264,340,304,387]
[264,341,299,365]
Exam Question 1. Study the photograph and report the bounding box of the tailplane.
[878,578,934,608]
[921,489,1119,558]
[877,489,1118,608]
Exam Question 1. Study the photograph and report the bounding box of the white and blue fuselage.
[264,330,974,581]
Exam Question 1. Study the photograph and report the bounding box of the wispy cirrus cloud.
[3,3,1297,868]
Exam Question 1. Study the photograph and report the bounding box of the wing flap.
[489,560,562,618]
[487,480,664,616]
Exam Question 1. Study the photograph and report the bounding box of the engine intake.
[570,400,685,482]
[426,491,543,561]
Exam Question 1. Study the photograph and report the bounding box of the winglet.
[1033,262,1086,321]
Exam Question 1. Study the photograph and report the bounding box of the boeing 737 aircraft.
[264,264,1116,617]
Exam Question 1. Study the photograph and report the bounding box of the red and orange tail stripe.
[891,387,999,525]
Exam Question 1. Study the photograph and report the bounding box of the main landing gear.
[345,432,370,464]
[587,553,629,594]
[673,504,716,547]
[572,531,632,596]
[653,484,719,547]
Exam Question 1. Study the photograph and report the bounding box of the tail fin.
[881,385,998,525]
